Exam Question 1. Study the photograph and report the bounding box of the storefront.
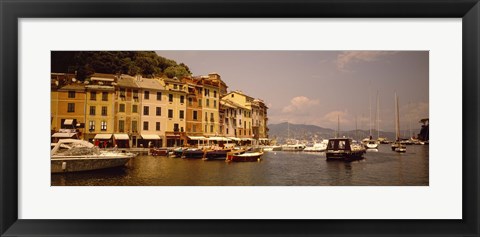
[113,133,130,148]
[94,133,113,148]
[139,134,162,148]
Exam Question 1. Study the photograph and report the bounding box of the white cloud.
[282,96,319,113]
[336,51,396,71]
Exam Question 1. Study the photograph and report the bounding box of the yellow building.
[114,75,141,147]
[50,73,87,140]
[182,77,204,143]
[84,73,116,147]
[221,91,253,140]
[159,77,188,147]
[135,76,166,147]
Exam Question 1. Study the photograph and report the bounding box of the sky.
[156,51,429,132]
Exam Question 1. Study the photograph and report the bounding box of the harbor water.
[51,144,428,186]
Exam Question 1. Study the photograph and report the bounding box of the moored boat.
[303,140,328,152]
[204,149,231,160]
[262,145,282,151]
[150,148,170,156]
[325,138,366,161]
[51,139,136,173]
[182,148,205,159]
[226,149,263,162]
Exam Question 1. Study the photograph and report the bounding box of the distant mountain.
[268,122,403,143]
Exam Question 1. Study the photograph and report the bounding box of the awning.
[241,138,254,141]
[259,138,270,141]
[141,134,161,140]
[227,137,241,141]
[208,136,230,141]
[63,119,74,125]
[94,134,112,139]
[114,134,129,140]
[52,132,77,138]
[188,136,207,140]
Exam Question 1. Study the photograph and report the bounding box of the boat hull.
[204,150,230,160]
[150,148,169,156]
[326,150,365,161]
[51,156,131,173]
[182,150,205,159]
[226,154,262,162]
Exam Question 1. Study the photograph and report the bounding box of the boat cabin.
[327,138,353,151]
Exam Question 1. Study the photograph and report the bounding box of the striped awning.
[94,134,112,139]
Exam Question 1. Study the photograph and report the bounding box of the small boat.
[325,138,366,161]
[262,145,282,152]
[303,140,328,152]
[226,149,263,162]
[363,139,379,149]
[51,139,136,173]
[282,140,306,151]
[395,144,407,153]
[172,147,185,158]
[150,148,170,156]
[204,149,231,160]
[182,148,205,159]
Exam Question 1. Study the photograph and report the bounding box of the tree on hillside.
[51,51,191,80]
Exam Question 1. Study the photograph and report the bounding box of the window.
[205,112,208,121]
[204,125,207,133]
[89,121,95,131]
[156,92,162,100]
[143,121,149,130]
[180,96,184,104]
[90,92,97,100]
[193,111,198,120]
[132,105,138,113]
[101,106,107,116]
[198,99,202,107]
[173,123,179,132]
[168,109,173,118]
[210,113,214,122]
[156,107,161,116]
[144,91,150,100]
[169,94,173,102]
[119,120,125,132]
[244,121,247,129]
[226,128,229,134]
[143,106,149,116]
[101,121,107,131]
[89,106,95,115]
[133,90,139,99]
[102,92,108,101]
[132,121,137,133]
[67,103,75,112]
[179,110,184,119]
[214,90,217,98]
[174,84,178,90]
[120,89,126,97]
[156,122,160,131]
[206,99,210,107]
[214,100,217,108]
[231,94,234,98]
[188,97,193,106]
[210,125,213,133]
[119,104,125,112]
[68,91,75,98]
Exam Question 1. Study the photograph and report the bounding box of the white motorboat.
[282,141,306,151]
[363,139,379,149]
[262,145,283,151]
[51,139,136,173]
[303,140,328,152]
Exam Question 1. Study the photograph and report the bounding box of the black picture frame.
[1,0,479,236]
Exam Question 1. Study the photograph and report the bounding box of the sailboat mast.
[369,90,372,138]
[395,93,400,141]
[355,115,358,141]
[377,91,380,139]
[337,115,340,138]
